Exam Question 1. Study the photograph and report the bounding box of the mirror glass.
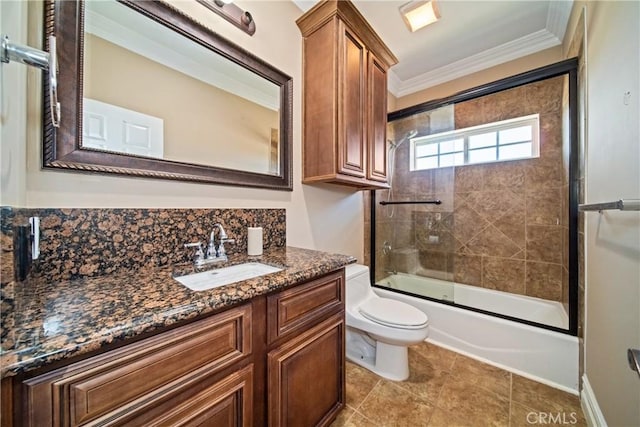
[82,0,281,175]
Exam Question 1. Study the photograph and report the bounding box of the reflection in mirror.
[82,0,280,175]
[43,0,292,190]
[373,60,578,333]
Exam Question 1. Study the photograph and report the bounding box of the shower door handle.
[628,348,640,379]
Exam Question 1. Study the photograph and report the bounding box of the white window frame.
[409,114,540,171]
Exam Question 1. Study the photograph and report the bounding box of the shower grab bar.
[379,200,442,206]
[578,199,640,212]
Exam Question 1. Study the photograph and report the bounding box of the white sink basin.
[174,262,282,291]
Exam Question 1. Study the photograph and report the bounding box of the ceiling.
[292,0,573,98]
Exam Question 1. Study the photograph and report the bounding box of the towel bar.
[578,199,640,212]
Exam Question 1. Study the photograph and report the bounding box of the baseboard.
[581,375,608,427]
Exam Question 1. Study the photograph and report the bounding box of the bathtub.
[375,273,580,393]
[378,273,569,329]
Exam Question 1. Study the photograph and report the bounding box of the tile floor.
[332,342,586,427]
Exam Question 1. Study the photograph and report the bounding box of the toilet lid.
[359,298,428,329]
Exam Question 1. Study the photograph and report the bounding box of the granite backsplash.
[0,207,286,284]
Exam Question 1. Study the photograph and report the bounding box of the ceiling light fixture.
[197,0,256,36]
[399,0,441,33]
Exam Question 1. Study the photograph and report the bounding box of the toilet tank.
[345,264,375,305]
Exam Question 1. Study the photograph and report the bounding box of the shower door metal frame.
[371,58,580,336]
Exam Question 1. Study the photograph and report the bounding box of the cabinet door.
[367,53,389,183]
[337,22,366,179]
[267,313,345,427]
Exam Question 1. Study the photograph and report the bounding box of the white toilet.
[345,264,429,381]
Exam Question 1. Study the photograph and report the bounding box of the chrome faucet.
[207,223,235,261]
[184,223,235,267]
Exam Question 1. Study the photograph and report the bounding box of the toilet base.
[346,330,410,381]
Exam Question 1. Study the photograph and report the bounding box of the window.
[410,114,540,171]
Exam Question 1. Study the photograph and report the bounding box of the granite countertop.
[0,246,355,378]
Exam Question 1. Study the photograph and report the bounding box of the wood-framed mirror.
[43,0,293,190]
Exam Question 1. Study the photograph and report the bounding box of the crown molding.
[294,1,574,98]
[389,29,561,98]
[546,0,573,41]
[387,70,402,96]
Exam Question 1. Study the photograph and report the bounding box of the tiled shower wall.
[367,76,569,303]
[0,207,286,284]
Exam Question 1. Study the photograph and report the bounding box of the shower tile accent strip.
[4,207,286,283]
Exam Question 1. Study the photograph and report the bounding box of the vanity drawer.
[267,269,344,344]
[113,364,254,427]
[23,303,252,426]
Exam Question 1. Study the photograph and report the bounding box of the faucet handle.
[184,242,205,264]
[217,238,235,257]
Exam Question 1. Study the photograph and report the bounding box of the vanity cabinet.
[9,269,345,427]
[20,304,255,427]
[296,0,398,189]
[266,271,345,426]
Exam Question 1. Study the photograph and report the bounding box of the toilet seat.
[358,298,428,330]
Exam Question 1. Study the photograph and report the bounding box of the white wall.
[17,0,364,261]
[0,0,27,206]
[583,1,640,425]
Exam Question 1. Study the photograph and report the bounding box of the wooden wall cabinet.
[8,270,345,427]
[297,0,398,189]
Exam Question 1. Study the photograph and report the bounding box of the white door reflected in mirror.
[83,98,164,158]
